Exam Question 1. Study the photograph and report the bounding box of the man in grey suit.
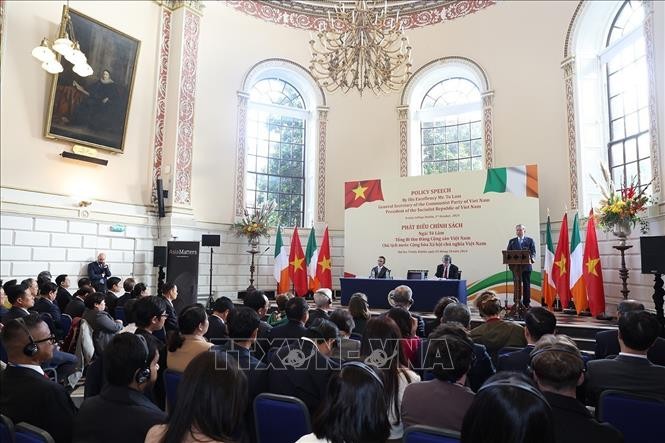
[586,310,665,406]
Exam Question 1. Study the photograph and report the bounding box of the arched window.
[246,78,307,227]
[604,1,650,194]
[570,0,656,212]
[401,57,493,177]
[236,60,326,227]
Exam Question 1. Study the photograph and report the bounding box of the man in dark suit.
[243,291,273,360]
[586,310,665,406]
[54,274,72,312]
[498,307,556,373]
[268,319,340,414]
[506,224,536,307]
[0,315,77,443]
[369,255,391,279]
[531,335,622,443]
[104,277,122,320]
[88,252,112,291]
[115,277,136,310]
[64,287,91,318]
[269,296,309,344]
[205,296,234,344]
[74,333,166,442]
[389,285,426,337]
[159,283,179,333]
[440,303,495,392]
[435,254,460,279]
[1,282,34,324]
[595,299,665,366]
[33,282,66,338]
[306,288,332,327]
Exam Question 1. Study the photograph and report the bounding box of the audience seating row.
[1,414,56,443]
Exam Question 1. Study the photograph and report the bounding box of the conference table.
[339,278,467,312]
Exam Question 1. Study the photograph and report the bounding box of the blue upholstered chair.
[114,306,125,324]
[164,369,183,412]
[404,425,461,443]
[14,423,54,443]
[598,390,665,443]
[59,314,73,341]
[0,414,15,443]
[254,393,311,443]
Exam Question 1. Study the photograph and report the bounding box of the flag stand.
[247,248,259,292]
[613,244,633,299]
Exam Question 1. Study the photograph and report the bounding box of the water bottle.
[386,269,392,280]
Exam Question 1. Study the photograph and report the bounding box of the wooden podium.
[502,249,532,320]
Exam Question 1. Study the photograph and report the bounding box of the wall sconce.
[77,200,92,218]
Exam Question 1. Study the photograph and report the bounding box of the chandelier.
[308,1,413,95]
[31,5,93,77]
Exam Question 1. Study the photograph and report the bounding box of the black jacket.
[205,314,229,344]
[104,291,120,319]
[543,391,623,443]
[1,306,30,324]
[161,297,178,333]
[64,297,85,318]
[33,298,64,332]
[595,329,665,366]
[0,365,77,443]
[268,339,340,414]
[497,344,535,373]
[55,287,72,312]
[74,385,166,443]
[435,263,460,279]
[268,319,308,343]
[306,308,330,328]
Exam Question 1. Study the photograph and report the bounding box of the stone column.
[397,105,409,177]
[561,55,579,210]
[316,106,329,222]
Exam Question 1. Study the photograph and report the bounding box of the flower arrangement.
[232,200,276,243]
[590,163,654,235]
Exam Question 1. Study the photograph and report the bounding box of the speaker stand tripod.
[207,247,215,310]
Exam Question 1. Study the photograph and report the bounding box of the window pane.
[256,175,267,191]
[625,138,637,163]
[472,157,483,170]
[471,139,483,157]
[459,158,472,171]
[638,109,650,132]
[639,159,652,186]
[625,112,639,137]
[610,142,624,165]
[470,121,481,139]
[611,118,625,141]
[459,123,470,141]
[447,161,459,172]
[638,133,650,159]
[625,161,638,183]
[459,141,471,158]
[612,166,624,187]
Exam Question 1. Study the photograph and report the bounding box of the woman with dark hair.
[462,372,554,443]
[82,292,124,355]
[386,307,421,365]
[360,316,419,442]
[124,282,150,325]
[145,351,248,443]
[432,296,459,324]
[469,291,526,361]
[296,362,390,443]
[348,292,370,336]
[167,304,212,373]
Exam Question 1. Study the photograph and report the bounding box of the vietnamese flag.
[288,227,308,297]
[583,209,606,316]
[316,227,332,289]
[552,213,571,309]
[344,179,384,209]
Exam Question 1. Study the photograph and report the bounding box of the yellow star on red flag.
[585,257,600,277]
[318,256,331,272]
[555,256,567,275]
[352,183,368,200]
[290,256,304,272]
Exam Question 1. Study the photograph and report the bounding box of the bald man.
[88,252,112,292]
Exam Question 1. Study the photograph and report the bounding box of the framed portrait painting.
[45,6,140,153]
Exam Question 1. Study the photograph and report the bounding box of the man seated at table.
[369,256,390,279]
[435,255,459,280]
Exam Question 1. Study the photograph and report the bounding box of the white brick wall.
[1,230,12,245]
[51,233,82,248]
[69,221,98,235]
[32,247,66,261]
[34,218,67,233]
[2,246,31,260]
[1,215,33,230]
[111,238,135,251]
[14,231,50,246]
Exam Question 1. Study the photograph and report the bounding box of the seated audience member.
[267,292,293,327]
[145,352,248,443]
[0,281,7,320]
[595,299,665,365]
[65,287,93,318]
[167,304,213,373]
[82,292,123,355]
[104,276,122,319]
[135,296,169,409]
[296,362,390,443]
[306,288,333,327]
[441,303,495,392]
[361,316,419,441]
[269,319,340,414]
[0,315,77,443]
[498,307,556,373]
[115,277,136,309]
[268,296,309,343]
[243,290,272,359]
[402,323,475,432]
[586,310,665,405]
[21,278,39,300]
[470,290,526,361]
[531,335,622,443]
[205,296,234,343]
[55,274,72,312]
[432,296,459,328]
[386,307,421,365]
[33,281,66,338]
[124,282,150,325]
[388,285,425,337]
[329,308,361,361]
[2,282,34,324]
[160,283,179,333]
[74,333,166,442]
[348,292,370,336]
[77,277,93,290]
[462,372,555,443]
[37,270,52,287]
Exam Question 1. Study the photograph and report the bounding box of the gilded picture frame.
[45,6,140,153]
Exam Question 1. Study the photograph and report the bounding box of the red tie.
[444,266,448,279]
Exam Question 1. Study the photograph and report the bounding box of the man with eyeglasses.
[0,314,77,443]
[133,296,168,409]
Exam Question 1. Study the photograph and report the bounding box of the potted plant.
[232,200,276,251]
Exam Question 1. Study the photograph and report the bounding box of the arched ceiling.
[226,0,496,30]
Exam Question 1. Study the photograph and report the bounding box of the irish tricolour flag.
[273,227,290,294]
[484,165,539,198]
